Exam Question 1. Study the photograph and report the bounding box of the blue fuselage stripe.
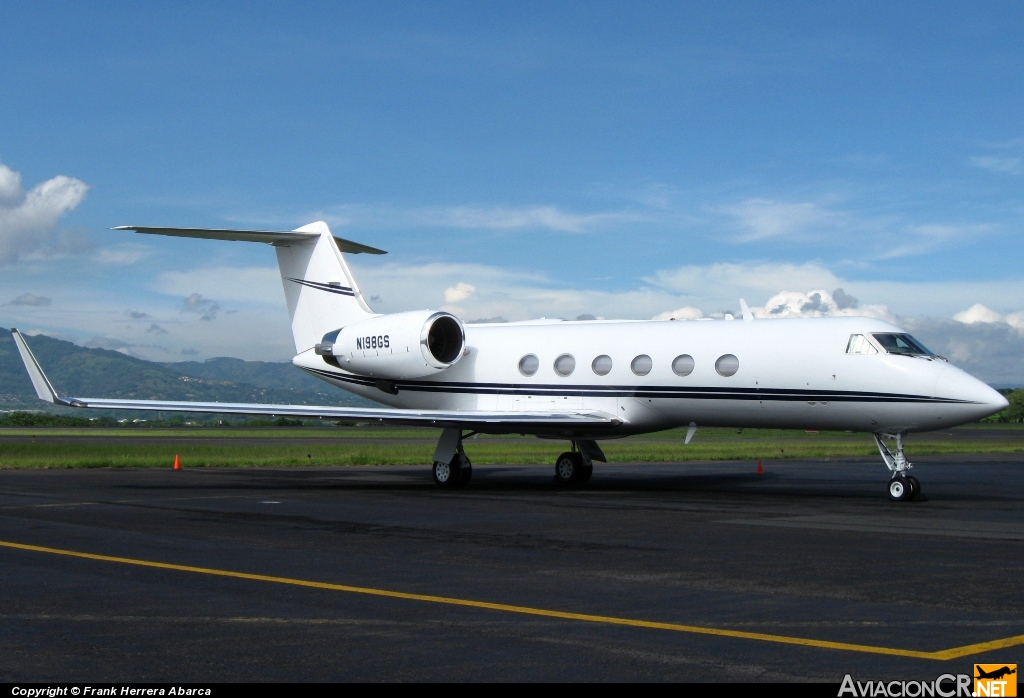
[300,366,969,404]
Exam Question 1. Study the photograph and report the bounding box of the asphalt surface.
[1,454,1023,682]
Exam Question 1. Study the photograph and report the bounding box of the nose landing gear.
[875,433,920,502]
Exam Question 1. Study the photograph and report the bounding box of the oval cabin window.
[554,354,576,377]
[631,354,653,376]
[715,354,739,377]
[592,355,612,376]
[672,354,695,376]
[519,354,539,376]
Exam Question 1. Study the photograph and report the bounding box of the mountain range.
[0,329,376,414]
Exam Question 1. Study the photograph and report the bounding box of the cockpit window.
[846,334,878,355]
[871,333,935,357]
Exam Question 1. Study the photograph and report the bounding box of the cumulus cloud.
[904,318,1024,385]
[953,303,1024,332]
[652,306,704,321]
[181,293,221,321]
[444,281,476,303]
[0,159,88,265]
[953,303,1004,325]
[124,310,151,320]
[753,289,895,321]
[145,323,168,335]
[9,293,52,306]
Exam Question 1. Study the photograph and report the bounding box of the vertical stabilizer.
[275,221,377,353]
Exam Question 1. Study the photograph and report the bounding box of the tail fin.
[275,221,379,352]
[115,221,385,353]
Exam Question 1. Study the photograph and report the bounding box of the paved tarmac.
[1,455,1022,682]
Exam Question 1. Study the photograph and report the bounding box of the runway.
[1,456,1023,681]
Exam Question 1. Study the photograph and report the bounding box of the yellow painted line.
[1,538,1021,660]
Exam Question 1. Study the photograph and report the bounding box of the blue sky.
[1,3,1022,381]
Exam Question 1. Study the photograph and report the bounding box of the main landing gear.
[432,428,472,488]
[874,433,921,502]
[430,429,606,488]
[553,440,606,485]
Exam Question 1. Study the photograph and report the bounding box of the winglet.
[9,329,64,404]
[739,299,754,322]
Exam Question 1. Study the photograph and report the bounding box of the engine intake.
[315,310,466,379]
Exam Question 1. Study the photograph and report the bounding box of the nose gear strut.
[874,433,920,502]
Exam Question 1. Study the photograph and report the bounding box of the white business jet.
[10,222,1008,501]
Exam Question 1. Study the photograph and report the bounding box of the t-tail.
[113,221,386,353]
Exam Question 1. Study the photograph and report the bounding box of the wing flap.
[50,396,619,430]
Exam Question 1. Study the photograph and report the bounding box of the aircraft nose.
[937,366,1008,420]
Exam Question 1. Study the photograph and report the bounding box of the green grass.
[1,425,1023,469]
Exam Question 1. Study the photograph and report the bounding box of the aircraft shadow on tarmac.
[107,466,927,501]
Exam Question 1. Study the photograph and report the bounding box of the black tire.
[554,452,579,485]
[577,464,593,484]
[906,475,920,500]
[458,455,472,485]
[432,457,463,487]
[888,476,911,502]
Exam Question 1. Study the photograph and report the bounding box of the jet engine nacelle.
[315,310,466,379]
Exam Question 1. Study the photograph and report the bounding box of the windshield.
[871,333,935,357]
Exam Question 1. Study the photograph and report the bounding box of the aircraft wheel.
[433,457,463,487]
[554,452,581,485]
[906,475,920,499]
[888,476,911,502]
[577,464,593,484]
[458,455,473,485]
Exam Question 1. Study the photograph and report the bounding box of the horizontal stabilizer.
[8,330,618,432]
[113,226,387,255]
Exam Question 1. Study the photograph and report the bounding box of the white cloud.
[754,289,895,322]
[248,203,645,235]
[92,244,150,266]
[444,281,476,303]
[0,159,88,265]
[952,304,1024,335]
[953,303,1004,325]
[420,205,642,233]
[726,198,833,242]
[904,318,1024,385]
[646,261,841,298]
[969,155,1022,176]
[876,223,996,260]
[652,307,703,321]
[154,266,283,305]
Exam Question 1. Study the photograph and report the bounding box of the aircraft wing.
[9,330,619,432]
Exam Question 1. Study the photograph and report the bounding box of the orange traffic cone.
[756,459,763,475]
[173,454,181,470]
